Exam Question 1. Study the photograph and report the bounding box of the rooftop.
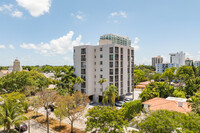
[142,97,191,114]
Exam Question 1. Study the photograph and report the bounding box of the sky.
[0,0,200,66]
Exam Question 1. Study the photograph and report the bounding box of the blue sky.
[0,0,200,66]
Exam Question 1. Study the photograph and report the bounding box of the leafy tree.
[134,70,148,85]
[188,90,200,115]
[64,91,89,133]
[56,67,77,95]
[161,67,176,83]
[173,89,186,98]
[121,100,142,120]
[85,106,128,133]
[153,73,161,82]
[184,77,200,97]
[176,66,194,81]
[0,70,49,93]
[37,89,58,133]
[138,110,200,133]
[102,85,118,106]
[98,78,108,92]
[139,82,174,102]
[0,92,28,132]
[54,96,68,129]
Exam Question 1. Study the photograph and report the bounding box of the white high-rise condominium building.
[152,56,163,67]
[73,34,134,102]
[169,51,185,66]
[156,51,185,73]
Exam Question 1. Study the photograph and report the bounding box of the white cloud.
[9,44,15,49]
[3,4,13,11]
[0,4,13,12]
[11,10,23,18]
[20,31,88,56]
[132,37,140,51]
[185,52,194,59]
[16,0,51,17]
[71,12,84,21]
[0,45,6,49]
[110,11,127,18]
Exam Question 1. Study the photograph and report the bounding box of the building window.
[94,55,96,58]
[100,68,103,72]
[94,75,96,78]
[81,48,86,54]
[100,47,103,51]
[100,61,103,65]
[121,48,123,54]
[100,54,103,58]
[81,55,86,61]
[109,47,113,53]
[109,76,113,82]
[94,62,96,65]
[81,69,86,74]
[109,62,113,67]
[109,55,113,60]
[74,49,75,53]
[81,62,86,68]
[100,75,103,78]
[115,47,119,53]
[109,69,113,75]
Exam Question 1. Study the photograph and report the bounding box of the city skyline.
[1,0,200,66]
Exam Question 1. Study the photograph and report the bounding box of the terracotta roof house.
[142,97,191,114]
[136,81,151,89]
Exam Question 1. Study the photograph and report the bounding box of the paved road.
[23,120,56,133]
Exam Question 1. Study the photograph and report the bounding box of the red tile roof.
[142,97,191,114]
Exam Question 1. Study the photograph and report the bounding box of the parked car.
[15,123,28,132]
[115,101,124,107]
[124,98,133,102]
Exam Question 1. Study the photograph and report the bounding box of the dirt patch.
[25,110,85,133]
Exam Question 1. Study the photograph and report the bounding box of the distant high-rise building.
[74,34,134,102]
[13,58,22,72]
[169,51,185,66]
[152,56,163,67]
[185,58,193,66]
[156,51,185,73]
[194,61,200,67]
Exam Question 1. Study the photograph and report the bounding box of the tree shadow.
[31,115,43,119]
[53,125,67,132]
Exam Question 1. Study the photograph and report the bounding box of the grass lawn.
[25,110,85,133]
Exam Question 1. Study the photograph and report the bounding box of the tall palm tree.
[98,78,108,93]
[0,100,28,132]
[102,85,118,107]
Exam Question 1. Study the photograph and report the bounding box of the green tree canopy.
[85,106,128,133]
[161,67,176,83]
[138,110,200,133]
[176,66,194,81]
[139,82,174,102]
[121,100,142,120]
[0,70,50,94]
[102,85,118,106]
[134,69,149,85]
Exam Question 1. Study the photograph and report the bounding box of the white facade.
[156,51,185,73]
[74,34,134,102]
[156,63,179,73]
[169,51,185,66]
